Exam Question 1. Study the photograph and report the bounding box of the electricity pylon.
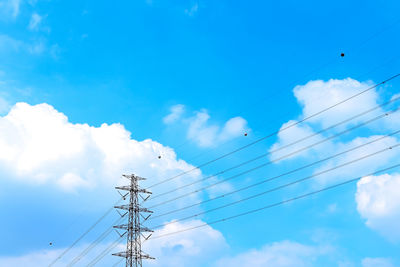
[113,174,155,267]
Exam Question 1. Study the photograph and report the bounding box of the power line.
[72,82,400,266]
[53,73,400,266]
[149,163,400,240]
[52,72,400,266]
[48,78,394,266]
[149,129,400,221]
[84,119,400,264]
[66,216,126,266]
[182,17,400,164]
[85,122,400,263]
[146,73,400,190]
[148,106,398,209]
[149,95,400,202]
[48,198,124,267]
[150,142,400,229]
[87,235,124,267]
[112,258,124,267]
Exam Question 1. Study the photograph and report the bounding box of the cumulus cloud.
[313,135,399,185]
[215,240,328,267]
[268,78,400,182]
[28,13,42,31]
[0,102,202,198]
[144,220,228,267]
[268,120,331,162]
[356,173,400,241]
[163,104,249,148]
[268,77,400,240]
[268,77,390,165]
[293,78,380,128]
[187,110,248,147]
[163,104,185,124]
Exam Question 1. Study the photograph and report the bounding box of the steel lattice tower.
[113,174,155,267]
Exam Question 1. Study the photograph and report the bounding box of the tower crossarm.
[115,186,152,194]
[122,174,146,180]
[139,253,155,260]
[114,205,154,213]
[113,224,154,233]
[112,252,127,258]
[112,252,155,260]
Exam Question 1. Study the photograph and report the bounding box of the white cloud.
[144,220,228,267]
[293,78,380,128]
[268,77,400,184]
[313,135,399,185]
[0,102,203,198]
[269,78,394,165]
[187,110,248,147]
[163,104,185,124]
[0,0,21,19]
[219,116,248,142]
[28,13,42,31]
[187,110,219,147]
[362,257,394,267]
[268,77,400,241]
[356,173,400,241]
[145,222,337,267]
[268,120,331,162]
[215,240,328,267]
[57,172,90,192]
[163,105,249,148]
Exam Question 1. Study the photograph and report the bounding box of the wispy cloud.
[0,0,21,19]
[0,34,51,56]
[184,2,198,16]
[28,12,42,31]
[0,34,23,51]
[163,104,185,124]
[186,110,248,147]
[163,104,249,148]
[362,257,395,267]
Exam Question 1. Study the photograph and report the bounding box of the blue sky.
[1,0,400,266]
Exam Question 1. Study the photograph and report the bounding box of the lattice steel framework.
[112,174,155,267]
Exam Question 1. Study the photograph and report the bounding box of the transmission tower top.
[112,174,155,267]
